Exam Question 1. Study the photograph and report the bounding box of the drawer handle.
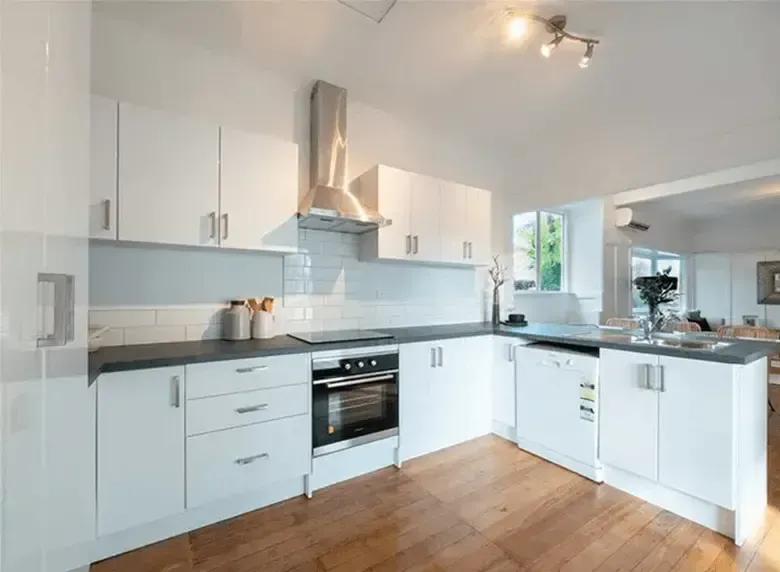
[235,453,269,466]
[235,365,268,374]
[235,404,269,414]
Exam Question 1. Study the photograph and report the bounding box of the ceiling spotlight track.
[507,10,601,68]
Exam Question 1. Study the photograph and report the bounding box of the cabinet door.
[90,95,117,239]
[493,338,517,428]
[466,187,492,265]
[599,349,659,481]
[410,174,441,262]
[97,367,185,536]
[118,103,219,247]
[399,341,438,460]
[439,182,468,264]
[375,166,412,260]
[658,356,734,508]
[460,336,493,441]
[219,127,298,252]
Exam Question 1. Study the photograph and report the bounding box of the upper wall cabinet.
[357,165,491,266]
[352,165,491,265]
[90,95,118,239]
[118,102,220,248]
[219,127,298,252]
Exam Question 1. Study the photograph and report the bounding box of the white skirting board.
[517,438,604,483]
[604,466,740,544]
[311,436,400,492]
[491,420,517,444]
[91,476,304,563]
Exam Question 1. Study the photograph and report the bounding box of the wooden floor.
[93,386,780,572]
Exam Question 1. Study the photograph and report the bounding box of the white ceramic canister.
[252,311,275,339]
[223,300,251,341]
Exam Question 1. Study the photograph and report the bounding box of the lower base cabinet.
[186,415,309,509]
[97,367,185,537]
[400,336,491,461]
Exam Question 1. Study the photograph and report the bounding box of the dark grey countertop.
[87,322,779,386]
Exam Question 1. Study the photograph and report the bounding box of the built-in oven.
[311,346,399,457]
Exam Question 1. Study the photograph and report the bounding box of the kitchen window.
[631,248,684,314]
[513,210,566,292]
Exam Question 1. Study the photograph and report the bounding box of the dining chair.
[605,318,640,329]
[663,320,702,333]
[716,326,778,413]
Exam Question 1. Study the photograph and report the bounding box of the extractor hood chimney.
[297,80,391,234]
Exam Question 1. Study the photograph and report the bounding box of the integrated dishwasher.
[514,343,602,482]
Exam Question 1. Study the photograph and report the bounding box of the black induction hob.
[288,329,394,345]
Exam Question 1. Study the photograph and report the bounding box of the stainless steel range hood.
[297,81,391,234]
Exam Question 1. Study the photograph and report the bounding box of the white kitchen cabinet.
[357,165,491,266]
[439,183,468,264]
[466,186,492,265]
[657,356,734,508]
[600,349,659,481]
[117,102,219,247]
[409,173,441,261]
[90,95,118,239]
[97,367,185,536]
[400,337,491,461]
[399,341,438,460]
[219,127,298,252]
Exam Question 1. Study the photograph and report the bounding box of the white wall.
[690,205,780,254]
[566,199,604,324]
[692,251,780,328]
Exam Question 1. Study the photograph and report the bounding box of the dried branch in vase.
[489,255,508,289]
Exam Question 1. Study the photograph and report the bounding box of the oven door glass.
[312,374,398,454]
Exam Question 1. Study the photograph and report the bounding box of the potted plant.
[633,267,679,338]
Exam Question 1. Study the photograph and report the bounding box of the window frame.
[513,210,567,294]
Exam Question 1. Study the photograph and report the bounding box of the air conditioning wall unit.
[614,207,650,232]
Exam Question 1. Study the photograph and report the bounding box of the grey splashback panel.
[89,241,283,306]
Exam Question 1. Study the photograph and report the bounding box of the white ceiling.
[627,174,780,222]
[94,1,780,159]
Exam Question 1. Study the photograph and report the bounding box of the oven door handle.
[313,370,399,385]
[318,374,397,389]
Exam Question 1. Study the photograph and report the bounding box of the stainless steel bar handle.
[235,365,268,374]
[437,346,443,367]
[468,242,473,259]
[463,241,468,260]
[655,365,665,392]
[412,235,419,255]
[235,404,268,414]
[325,374,396,389]
[431,347,437,368]
[406,235,412,255]
[102,199,111,231]
[313,369,399,385]
[637,364,650,389]
[36,273,75,348]
[235,453,269,466]
[222,213,229,240]
[209,212,217,239]
[170,376,181,408]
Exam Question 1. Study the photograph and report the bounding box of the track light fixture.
[540,34,564,58]
[506,10,601,69]
[579,43,595,68]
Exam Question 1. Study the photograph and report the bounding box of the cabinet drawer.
[186,415,309,508]
[186,354,308,399]
[186,384,309,436]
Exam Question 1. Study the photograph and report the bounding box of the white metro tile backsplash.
[89,230,484,345]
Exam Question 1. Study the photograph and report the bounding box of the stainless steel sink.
[566,331,734,351]
[637,337,734,350]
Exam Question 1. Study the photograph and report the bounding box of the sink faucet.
[638,314,665,340]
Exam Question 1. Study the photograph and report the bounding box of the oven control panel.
[312,351,399,383]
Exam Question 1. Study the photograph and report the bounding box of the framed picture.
[757,261,780,304]
[743,315,759,327]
